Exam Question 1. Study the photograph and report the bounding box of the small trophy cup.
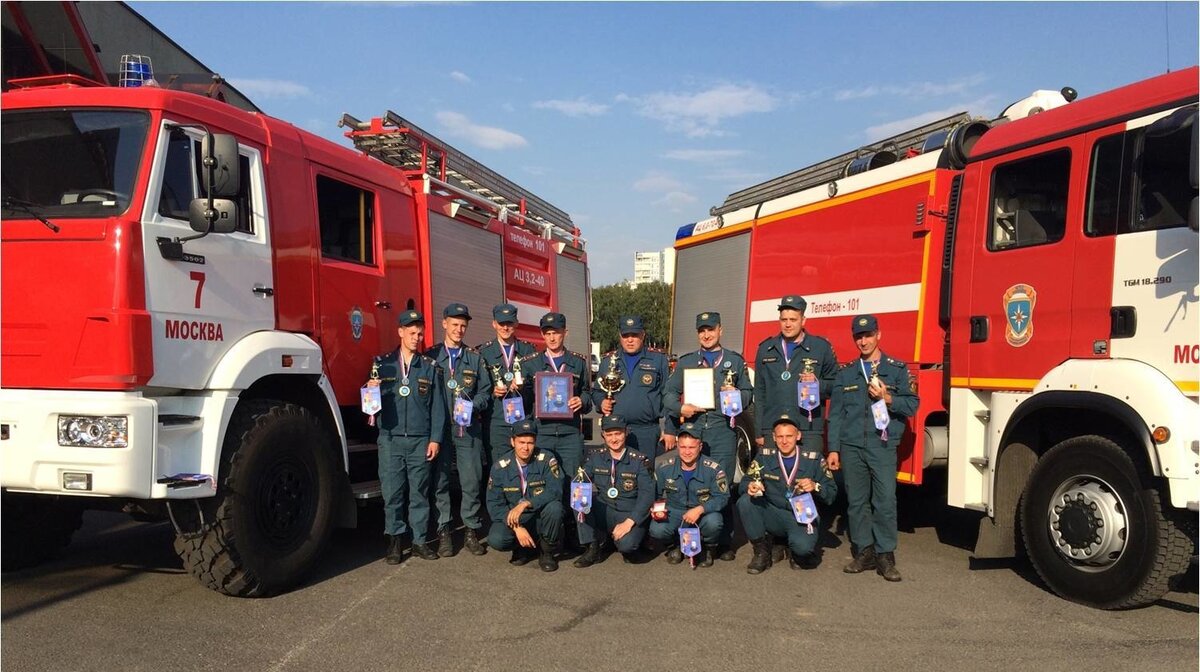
[868,360,883,389]
[721,367,736,389]
[801,358,817,378]
[597,351,626,400]
[745,460,764,488]
[490,363,505,389]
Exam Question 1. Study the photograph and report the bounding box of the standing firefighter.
[479,304,538,460]
[829,315,918,582]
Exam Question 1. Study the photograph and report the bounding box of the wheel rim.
[1046,473,1128,572]
[256,455,316,550]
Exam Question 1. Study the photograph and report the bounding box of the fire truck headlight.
[57,416,129,448]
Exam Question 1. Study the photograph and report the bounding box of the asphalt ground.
[2,477,1197,672]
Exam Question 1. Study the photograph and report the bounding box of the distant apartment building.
[631,248,676,287]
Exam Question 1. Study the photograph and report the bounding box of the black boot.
[697,546,715,568]
[411,542,439,561]
[771,539,787,563]
[843,546,877,574]
[717,545,737,561]
[463,527,486,556]
[573,541,602,568]
[876,551,902,582]
[385,534,404,565]
[746,538,772,575]
[437,527,455,558]
[790,550,820,570]
[509,547,534,566]
[538,541,559,572]
[665,545,684,565]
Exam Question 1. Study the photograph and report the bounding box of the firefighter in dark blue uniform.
[589,315,671,458]
[426,302,492,557]
[369,309,446,564]
[478,304,537,461]
[517,312,593,493]
[752,295,838,454]
[829,314,918,582]
[738,411,838,574]
[663,311,752,560]
[649,422,729,567]
[573,415,655,567]
[485,419,564,571]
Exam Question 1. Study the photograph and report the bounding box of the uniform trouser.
[697,415,737,547]
[378,434,433,543]
[626,423,661,460]
[736,495,819,557]
[432,423,485,531]
[648,509,723,546]
[487,501,564,550]
[537,423,585,482]
[842,444,898,553]
[577,499,647,553]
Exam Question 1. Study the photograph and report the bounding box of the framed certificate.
[682,368,715,409]
[535,371,575,419]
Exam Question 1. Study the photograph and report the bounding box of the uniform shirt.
[478,339,538,418]
[589,348,670,426]
[583,446,654,523]
[425,343,492,428]
[752,332,838,437]
[373,349,446,439]
[828,351,919,452]
[486,449,564,519]
[740,446,838,507]
[655,455,730,514]
[517,349,594,427]
[663,347,752,430]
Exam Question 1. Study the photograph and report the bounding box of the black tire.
[174,400,339,597]
[1,492,84,571]
[1019,435,1192,609]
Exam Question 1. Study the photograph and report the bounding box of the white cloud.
[662,148,747,162]
[862,95,998,142]
[229,78,311,99]
[450,70,471,84]
[704,169,767,186]
[435,111,527,150]
[533,98,610,117]
[654,191,698,211]
[835,74,987,102]
[621,83,778,137]
[633,172,685,192]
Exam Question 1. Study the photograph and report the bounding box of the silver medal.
[447,379,458,390]
[780,371,792,381]
[398,385,411,397]
[503,371,514,382]
[607,487,619,499]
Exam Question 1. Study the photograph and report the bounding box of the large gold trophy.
[597,351,626,400]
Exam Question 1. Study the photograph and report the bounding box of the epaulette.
[702,458,720,470]
[885,356,905,367]
[648,346,665,354]
[536,452,546,461]
[627,448,648,462]
[761,448,776,456]
[570,351,585,360]
[498,458,510,468]
[480,339,496,348]
[603,349,617,357]
[661,454,677,466]
[521,352,541,361]
[420,354,436,365]
[839,360,856,370]
[801,451,820,460]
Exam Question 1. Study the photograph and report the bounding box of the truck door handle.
[252,286,274,297]
[1110,306,1136,338]
[969,316,989,343]
[375,301,392,309]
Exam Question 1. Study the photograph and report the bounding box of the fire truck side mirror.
[188,198,239,234]
[201,133,241,199]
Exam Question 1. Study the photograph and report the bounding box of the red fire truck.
[0,78,589,596]
[669,67,1198,609]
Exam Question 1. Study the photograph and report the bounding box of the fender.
[999,390,1154,471]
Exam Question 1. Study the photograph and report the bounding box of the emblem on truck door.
[350,307,364,341]
[1003,284,1037,347]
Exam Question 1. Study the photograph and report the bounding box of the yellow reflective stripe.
[755,171,937,227]
[949,377,1038,390]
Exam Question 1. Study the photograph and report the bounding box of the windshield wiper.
[1,196,60,233]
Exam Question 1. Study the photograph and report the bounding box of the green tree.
[591,281,672,353]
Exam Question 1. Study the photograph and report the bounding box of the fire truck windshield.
[1,109,149,219]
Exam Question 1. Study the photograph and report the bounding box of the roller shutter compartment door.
[670,232,750,356]
[428,211,504,344]
[556,255,590,354]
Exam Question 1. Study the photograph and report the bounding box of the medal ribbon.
[399,351,412,384]
[780,337,794,371]
[609,452,624,497]
[517,461,528,497]
[778,450,802,489]
[447,346,460,382]
[500,342,515,374]
[545,351,566,372]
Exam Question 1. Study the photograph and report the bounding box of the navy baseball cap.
[778,295,808,313]
[851,314,879,335]
[492,303,518,323]
[772,411,800,428]
[618,315,645,335]
[695,312,721,329]
[600,415,628,431]
[540,312,566,330]
[443,303,472,320]
[511,419,538,437]
[398,310,424,326]
[677,422,701,439]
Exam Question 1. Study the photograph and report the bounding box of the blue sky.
[132,1,1199,286]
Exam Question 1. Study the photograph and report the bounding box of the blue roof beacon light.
[119,54,156,88]
[675,222,696,240]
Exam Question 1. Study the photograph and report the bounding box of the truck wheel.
[1,493,84,571]
[1019,435,1192,609]
[174,400,338,597]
